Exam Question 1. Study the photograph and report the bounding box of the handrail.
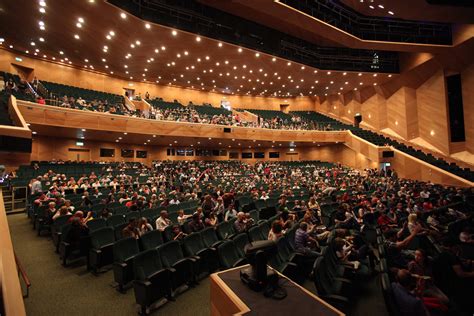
[14,253,31,298]
[0,190,27,316]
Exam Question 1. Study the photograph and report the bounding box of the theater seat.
[200,227,223,248]
[232,233,249,258]
[113,237,140,292]
[216,221,236,239]
[247,226,265,242]
[182,233,219,277]
[140,230,164,250]
[52,215,72,252]
[89,227,115,274]
[158,241,195,293]
[87,218,106,233]
[133,249,172,315]
[217,240,247,269]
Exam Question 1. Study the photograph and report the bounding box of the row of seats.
[41,80,123,106]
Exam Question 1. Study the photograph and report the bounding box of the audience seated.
[14,158,474,315]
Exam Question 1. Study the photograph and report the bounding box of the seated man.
[122,218,140,239]
[384,223,422,268]
[188,213,205,233]
[391,269,429,316]
[233,212,254,233]
[294,222,320,258]
[155,210,171,231]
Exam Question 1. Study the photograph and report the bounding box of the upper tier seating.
[247,109,293,121]
[191,104,231,117]
[300,111,474,182]
[42,81,123,106]
[291,111,349,130]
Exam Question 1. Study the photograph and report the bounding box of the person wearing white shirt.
[155,211,171,231]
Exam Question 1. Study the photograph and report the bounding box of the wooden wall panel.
[462,64,474,153]
[0,49,316,112]
[415,70,450,154]
[385,87,419,140]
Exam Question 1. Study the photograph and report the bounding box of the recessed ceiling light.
[39,1,46,7]
[78,17,84,23]
[161,46,166,50]
[120,12,127,19]
[76,23,82,28]
[388,11,394,15]
[196,36,201,42]
[145,23,151,29]
[74,34,80,39]
[272,57,276,62]
[172,30,177,36]
[369,5,374,9]
[238,47,242,53]
[218,42,223,47]
[30,42,36,46]
[39,37,45,42]
[255,53,260,57]
[378,5,384,9]
[39,7,46,13]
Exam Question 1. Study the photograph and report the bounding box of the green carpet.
[7,213,210,316]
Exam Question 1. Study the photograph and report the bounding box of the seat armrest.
[167,267,177,273]
[113,262,127,268]
[134,279,152,288]
[172,258,193,267]
[233,258,247,268]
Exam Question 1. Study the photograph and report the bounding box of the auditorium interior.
[0,0,474,315]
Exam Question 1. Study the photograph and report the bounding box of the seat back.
[217,241,241,269]
[87,218,106,232]
[158,241,185,267]
[53,215,72,230]
[133,249,163,281]
[201,227,219,247]
[248,226,264,242]
[216,221,233,239]
[90,227,115,249]
[140,230,164,250]
[113,237,140,262]
[182,233,205,256]
[107,214,125,227]
[258,221,270,238]
[232,233,249,257]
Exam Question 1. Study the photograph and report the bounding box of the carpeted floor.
[8,213,210,316]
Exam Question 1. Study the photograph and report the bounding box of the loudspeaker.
[223,127,231,133]
[446,74,466,142]
[382,151,394,158]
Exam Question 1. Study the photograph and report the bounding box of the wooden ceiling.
[0,0,394,98]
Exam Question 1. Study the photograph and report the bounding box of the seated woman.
[204,212,218,227]
[268,220,284,241]
[137,217,153,236]
[408,249,449,304]
[52,205,72,221]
